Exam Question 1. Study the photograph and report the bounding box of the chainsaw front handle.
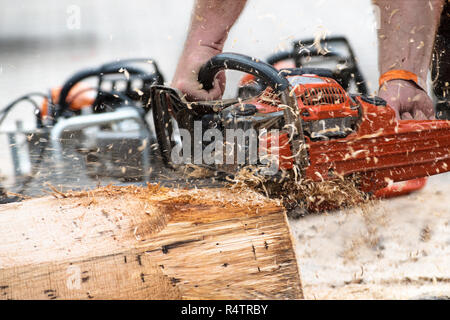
[198,53,290,93]
[197,53,308,177]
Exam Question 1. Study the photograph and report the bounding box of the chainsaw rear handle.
[198,53,290,93]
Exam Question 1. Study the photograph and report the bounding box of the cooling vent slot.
[300,87,347,106]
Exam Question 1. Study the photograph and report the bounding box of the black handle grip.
[56,65,148,118]
[278,67,335,78]
[266,51,295,66]
[198,52,289,93]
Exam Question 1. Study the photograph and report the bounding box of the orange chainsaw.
[238,36,434,198]
[152,53,450,196]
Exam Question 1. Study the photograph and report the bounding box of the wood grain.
[0,185,302,300]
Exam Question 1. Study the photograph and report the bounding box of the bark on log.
[0,185,303,300]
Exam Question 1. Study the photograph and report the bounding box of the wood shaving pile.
[227,166,370,215]
[182,164,216,179]
[46,181,279,210]
[45,163,369,216]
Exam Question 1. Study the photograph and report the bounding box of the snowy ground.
[291,173,450,300]
[1,0,449,300]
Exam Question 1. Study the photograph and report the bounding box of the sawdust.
[224,163,394,266]
[182,164,216,179]
[360,204,388,248]
[340,238,364,263]
[227,166,369,215]
[337,200,388,264]
[292,175,450,299]
[38,182,283,248]
[172,79,370,216]
[47,181,279,211]
[46,164,381,258]
[258,88,282,105]
[420,225,433,242]
[45,183,167,200]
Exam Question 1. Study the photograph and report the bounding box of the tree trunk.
[0,185,302,300]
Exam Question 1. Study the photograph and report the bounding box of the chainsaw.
[151,52,450,197]
[238,36,430,198]
[0,58,164,197]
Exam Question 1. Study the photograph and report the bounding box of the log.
[0,185,303,300]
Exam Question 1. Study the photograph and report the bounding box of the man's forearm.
[184,0,247,53]
[374,0,444,83]
[172,0,247,100]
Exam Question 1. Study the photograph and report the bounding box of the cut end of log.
[0,185,302,300]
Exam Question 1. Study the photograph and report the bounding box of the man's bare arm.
[374,0,445,119]
[172,0,247,101]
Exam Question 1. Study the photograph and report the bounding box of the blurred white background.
[0,0,380,178]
